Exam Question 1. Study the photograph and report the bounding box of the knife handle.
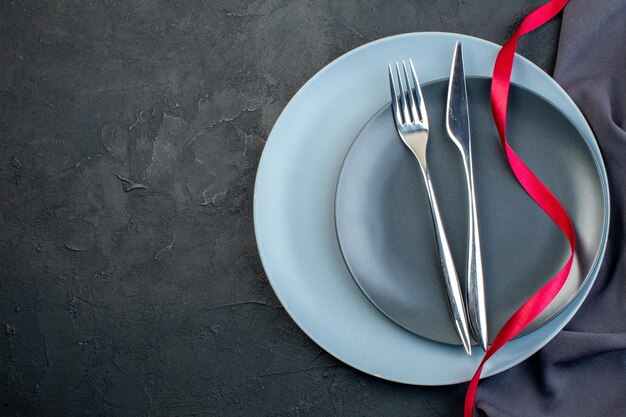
[466,158,488,351]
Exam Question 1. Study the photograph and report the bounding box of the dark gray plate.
[335,77,605,346]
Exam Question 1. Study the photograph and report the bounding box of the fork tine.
[409,59,428,127]
[388,64,402,124]
[402,61,419,124]
[395,62,411,125]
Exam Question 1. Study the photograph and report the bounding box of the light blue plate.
[254,32,609,385]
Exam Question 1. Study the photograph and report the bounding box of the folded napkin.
[476,1,626,416]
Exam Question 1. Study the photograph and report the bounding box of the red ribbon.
[465,1,574,416]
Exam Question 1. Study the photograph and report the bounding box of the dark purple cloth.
[476,1,626,416]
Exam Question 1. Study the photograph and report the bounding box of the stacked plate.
[254,33,609,384]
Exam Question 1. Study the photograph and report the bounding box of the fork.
[388,60,472,355]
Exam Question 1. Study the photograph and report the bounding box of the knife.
[446,41,488,351]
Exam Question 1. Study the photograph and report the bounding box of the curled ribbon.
[465,1,574,416]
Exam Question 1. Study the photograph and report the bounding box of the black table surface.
[0,1,560,416]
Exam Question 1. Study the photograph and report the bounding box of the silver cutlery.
[446,41,488,351]
[388,59,472,355]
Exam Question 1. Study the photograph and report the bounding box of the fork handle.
[421,167,473,354]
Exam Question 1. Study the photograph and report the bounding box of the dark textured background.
[0,1,560,416]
